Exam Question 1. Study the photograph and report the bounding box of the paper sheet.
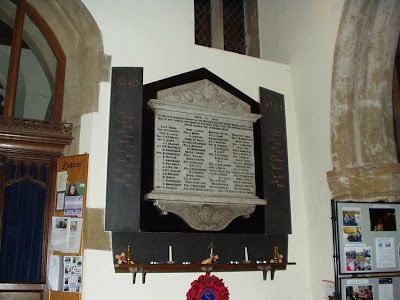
[50,217,83,253]
[57,171,68,192]
[376,238,395,268]
[47,255,64,291]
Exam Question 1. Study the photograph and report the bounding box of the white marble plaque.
[145,79,266,231]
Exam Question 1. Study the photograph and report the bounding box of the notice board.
[49,154,88,299]
[332,200,400,299]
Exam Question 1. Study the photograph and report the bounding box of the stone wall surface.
[28,0,111,155]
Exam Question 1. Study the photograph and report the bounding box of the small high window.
[194,0,260,57]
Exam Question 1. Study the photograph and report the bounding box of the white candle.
[169,245,173,262]
[244,247,249,261]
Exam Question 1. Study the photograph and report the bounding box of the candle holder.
[166,260,176,264]
[167,245,175,264]
[243,246,251,263]
[270,246,283,263]
[126,245,133,264]
[202,242,219,264]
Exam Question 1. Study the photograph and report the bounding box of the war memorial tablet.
[145,79,266,231]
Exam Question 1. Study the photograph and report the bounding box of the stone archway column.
[27,0,111,156]
[328,0,400,202]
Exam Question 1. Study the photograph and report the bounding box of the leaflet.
[50,217,83,253]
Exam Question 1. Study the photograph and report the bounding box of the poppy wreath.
[187,274,229,300]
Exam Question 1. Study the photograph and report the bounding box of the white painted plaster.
[259,0,345,297]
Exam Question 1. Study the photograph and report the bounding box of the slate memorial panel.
[105,67,143,231]
[259,87,291,234]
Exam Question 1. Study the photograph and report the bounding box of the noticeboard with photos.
[332,200,400,300]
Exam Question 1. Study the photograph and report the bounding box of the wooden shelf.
[114,262,296,284]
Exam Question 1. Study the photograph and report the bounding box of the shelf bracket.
[201,266,214,275]
[142,268,149,284]
[257,265,271,281]
[129,267,138,284]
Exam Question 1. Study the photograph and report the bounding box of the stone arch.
[328,0,400,201]
[27,0,111,154]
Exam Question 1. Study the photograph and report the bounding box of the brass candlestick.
[272,246,280,263]
[126,245,132,263]
[209,242,215,262]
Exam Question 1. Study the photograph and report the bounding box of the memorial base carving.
[146,190,266,231]
[152,199,257,231]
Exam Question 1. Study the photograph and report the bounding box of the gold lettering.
[116,77,140,89]
[117,139,130,144]
[117,77,126,87]
[121,115,134,120]
[123,124,134,129]
[265,101,284,110]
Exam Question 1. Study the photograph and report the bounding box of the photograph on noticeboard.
[345,284,373,300]
[369,208,396,232]
[344,246,373,273]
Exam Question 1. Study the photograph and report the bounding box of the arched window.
[0,0,65,121]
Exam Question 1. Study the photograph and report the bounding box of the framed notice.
[334,201,400,275]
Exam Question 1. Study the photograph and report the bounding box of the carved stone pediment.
[157,79,251,113]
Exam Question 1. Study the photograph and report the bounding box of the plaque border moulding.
[145,79,267,231]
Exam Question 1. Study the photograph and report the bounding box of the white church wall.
[79,0,311,299]
[259,0,345,298]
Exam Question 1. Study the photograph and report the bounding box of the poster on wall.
[63,256,82,293]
